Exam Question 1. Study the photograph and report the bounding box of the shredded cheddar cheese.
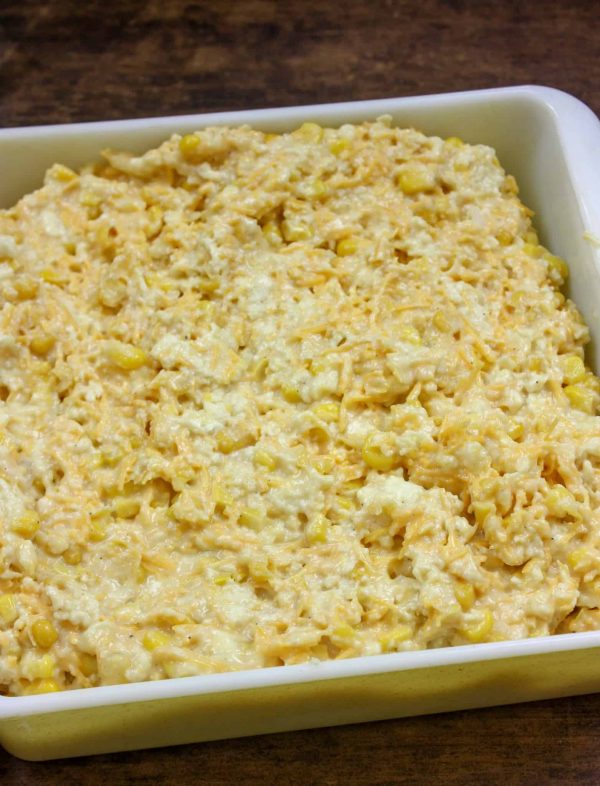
[0,119,598,695]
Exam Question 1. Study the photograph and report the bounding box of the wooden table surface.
[1,0,600,782]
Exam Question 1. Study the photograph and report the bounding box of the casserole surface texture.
[1,86,600,760]
[1,113,599,698]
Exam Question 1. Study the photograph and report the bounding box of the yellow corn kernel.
[554,285,567,302]
[29,334,56,356]
[306,423,330,446]
[147,273,174,293]
[32,619,58,649]
[12,510,40,539]
[143,630,171,651]
[312,402,340,423]
[313,456,334,474]
[463,609,493,643]
[89,514,108,542]
[398,325,421,345]
[329,137,350,155]
[567,547,590,572]
[264,132,279,142]
[335,494,355,512]
[336,237,359,257]
[564,384,595,414]
[0,594,18,625]
[341,479,363,495]
[106,341,148,371]
[95,224,115,253]
[62,545,82,565]
[545,485,577,518]
[197,277,219,295]
[213,574,231,586]
[471,501,494,526]
[281,220,312,243]
[445,136,463,148]
[454,581,476,611]
[308,179,328,200]
[238,507,264,531]
[433,310,450,332]
[508,290,524,309]
[80,190,102,208]
[306,515,329,544]
[262,221,282,246]
[528,355,543,372]
[351,563,367,580]
[51,163,78,183]
[113,497,140,519]
[546,252,569,281]
[497,228,514,246]
[331,624,355,647]
[145,204,163,237]
[561,355,586,385]
[523,242,543,258]
[501,512,518,532]
[503,174,519,195]
[179,134,201,159]
[248,559,271,583]
[27,653,56,680]
[213,485,234,511]
[362,436,396,472]
[282,385,302,403]
[79,653,97,677]
[15,277,38,300]
[524,229,539,244]
[216,432,252,455]
[397,166,435,195]
[379,625,412,652]
[250,357,269,380]
[508,421,524,440]
[159,657,188,678]
[294,122,323,143]
[254,450,277,471]
[23,678,60,695]
[40,268,66,285]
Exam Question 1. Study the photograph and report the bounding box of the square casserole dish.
[1,85,600,761]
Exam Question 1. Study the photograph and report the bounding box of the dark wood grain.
[1,0,600,782]
[1,0,600,126]
[3,695,600,785]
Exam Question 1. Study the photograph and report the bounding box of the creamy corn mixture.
[0,119,599,697]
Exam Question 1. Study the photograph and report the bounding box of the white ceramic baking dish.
[1,85,600,761]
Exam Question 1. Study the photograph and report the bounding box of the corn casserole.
[0,118,599,697]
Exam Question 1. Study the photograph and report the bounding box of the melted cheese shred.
[0,119,599,695]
